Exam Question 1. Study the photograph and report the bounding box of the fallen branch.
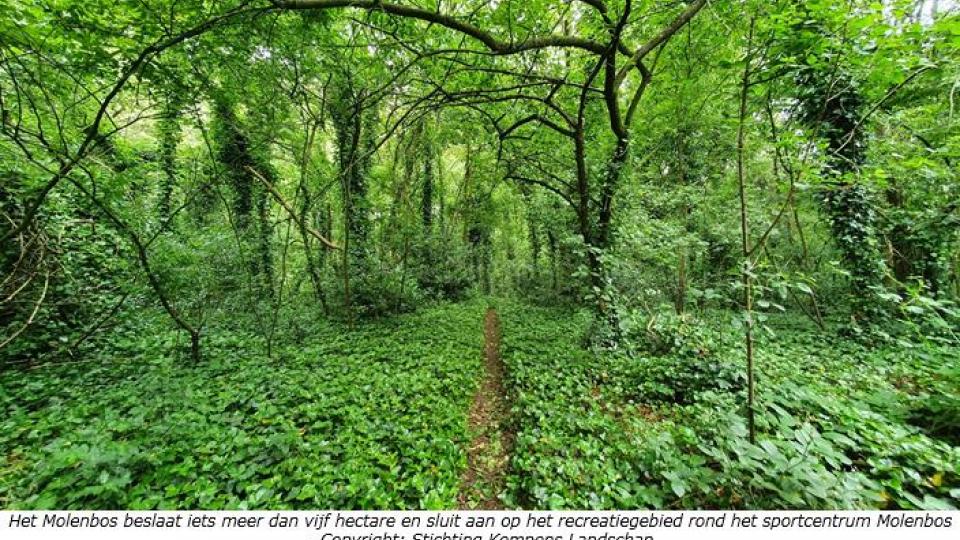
[0,270,49,350]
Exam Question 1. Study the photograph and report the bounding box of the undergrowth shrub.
[413,237,473,302]
[620,310,744,404]
[908,365,960,446]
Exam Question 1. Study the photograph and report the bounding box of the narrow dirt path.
[458,307,513,509]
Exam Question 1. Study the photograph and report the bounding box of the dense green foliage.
[497,301,959,509]
[1,303,484,509]
[1,0,959,510]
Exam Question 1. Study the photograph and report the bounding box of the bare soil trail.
[458,307,513,509]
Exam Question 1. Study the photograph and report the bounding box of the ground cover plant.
[1,0,959,510]
[496,301,960,510]
[0,302,484,509]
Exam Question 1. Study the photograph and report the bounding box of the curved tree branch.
[273,0,610,54]
[1,4,261,245]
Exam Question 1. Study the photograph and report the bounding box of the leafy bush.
[629,355,745,406]
[619,310,744,404]
[1,206,133,365]
[414,236,474,302]
[332,249,425,319]
[908,365,960,446]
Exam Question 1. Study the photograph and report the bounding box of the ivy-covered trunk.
[211,95,275,293]
[796,64,887,325]
[156,96,181,224]
[330,79,377,316]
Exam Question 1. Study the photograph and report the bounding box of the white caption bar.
[1,511,956,540]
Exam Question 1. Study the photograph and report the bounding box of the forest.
[0,0,959,510]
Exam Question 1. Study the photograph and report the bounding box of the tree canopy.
[1,0,959,511]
